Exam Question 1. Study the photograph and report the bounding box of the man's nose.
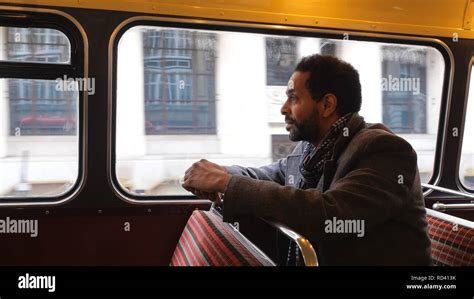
[280,99,289,115]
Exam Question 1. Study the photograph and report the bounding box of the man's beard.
[286,109,320,143]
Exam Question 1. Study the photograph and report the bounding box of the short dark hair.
[295,54,362,116]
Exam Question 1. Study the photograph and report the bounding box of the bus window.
[0,27,79,199]
[115,25,445,198]
[459,65,474,190]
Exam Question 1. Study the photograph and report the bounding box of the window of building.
[382,46,427,134]
[8,79,77,136]
[142,29,216,134]
[459,65,474,189]
[115,25,446,198]
[319,39,337,55]
[266,38,298,86]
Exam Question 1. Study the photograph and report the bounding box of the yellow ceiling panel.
[2,0,474,39]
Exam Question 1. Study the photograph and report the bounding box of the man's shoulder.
[352,123,415,154]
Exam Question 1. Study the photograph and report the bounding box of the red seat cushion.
[170,209,274,266]
[426,211,474,266]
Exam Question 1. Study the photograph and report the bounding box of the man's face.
[281,71,322,143]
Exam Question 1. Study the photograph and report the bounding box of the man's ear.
[321,93,338,117]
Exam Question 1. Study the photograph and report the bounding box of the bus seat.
[426,208,474,266]
[170,208,275,266]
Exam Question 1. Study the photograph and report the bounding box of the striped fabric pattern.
[170,209,271,266]
[427,214,474,266]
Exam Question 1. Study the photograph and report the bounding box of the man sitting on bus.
[182,54,431,266]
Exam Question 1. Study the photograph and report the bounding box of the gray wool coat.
[223,113,432,266]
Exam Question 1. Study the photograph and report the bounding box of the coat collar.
[320,112,367,191]
[332,112,367,160]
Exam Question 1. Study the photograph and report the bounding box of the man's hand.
[182,159,231,202]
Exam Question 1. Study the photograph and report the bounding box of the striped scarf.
[298,113,352,190]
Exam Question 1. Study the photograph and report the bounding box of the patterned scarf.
[298,113,352,189]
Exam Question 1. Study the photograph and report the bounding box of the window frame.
[0,6,87,206]
[457,56,474,193]
[109,16,453,203]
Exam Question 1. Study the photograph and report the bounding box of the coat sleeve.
[222,133,419,241]
[224,159,287,186]
[223,142,303,186]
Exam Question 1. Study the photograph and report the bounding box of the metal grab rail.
[264,219,319,266]
[431,202,474,211]
[422,183,474,211]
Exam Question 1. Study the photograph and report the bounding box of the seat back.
[170,209,275,266]
[426,208,474,266]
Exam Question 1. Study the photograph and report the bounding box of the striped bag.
[170,209,274,266]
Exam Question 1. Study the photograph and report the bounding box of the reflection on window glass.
[460,66,474,189]
[0,79,79,198]
[116,26,445,197]
[2,27,70,63]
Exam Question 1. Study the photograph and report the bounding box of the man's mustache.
[285,117,295,124]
